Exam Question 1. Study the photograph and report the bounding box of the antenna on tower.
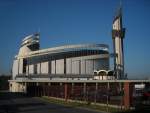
[113,0,123,24]
[119,0,122,15]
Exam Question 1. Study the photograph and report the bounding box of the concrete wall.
[51,60,55,74]
[9,82,26,92]
[26,66,28,75]
[56,59,64,74]
[29,65,34,74]
[12,60,19,79]
[85,60,93,74]
[17,55,109,75]
[41,62,49,74]
[19,59,23,74]
[37,63,41,74]
[72,60,80,74]
[66,58,72,74]
[81,60,86,74]
[94,59,101,70]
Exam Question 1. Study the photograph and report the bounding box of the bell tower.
[112,7,125,79]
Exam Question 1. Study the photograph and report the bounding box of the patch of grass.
[38,96,130,113]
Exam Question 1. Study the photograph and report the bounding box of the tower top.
[113,3,122,23]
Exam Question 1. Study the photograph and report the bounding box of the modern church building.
[8,7,150,110]
[9,7,126,92]
[12,34,110,80]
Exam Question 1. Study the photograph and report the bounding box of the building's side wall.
[72,60,80,74]
[29,65,34,74]
[9,82,26,92]
[14,54,109,76]
[37,63,41,74]
[85,60,93,74]
[65,55,109,75]
[81,60,86,74]
[98,58,109,70]
[26,65,29,75]
[66,58,72,74]
[41,62,49,74]
[51,60,55,74]
[56,59,64,74]
[19,59,23,74]
[12,59,19,79]
[94,59,101,70]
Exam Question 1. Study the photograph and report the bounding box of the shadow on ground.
[0,92,46,113]
[1,91,150,113]
[0,91,101,113]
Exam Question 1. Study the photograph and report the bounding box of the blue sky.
[0,0,150,79]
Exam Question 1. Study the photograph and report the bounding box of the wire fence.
[26,82,126,107]
[26,82,150,110]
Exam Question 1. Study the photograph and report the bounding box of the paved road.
[0,92,103,113]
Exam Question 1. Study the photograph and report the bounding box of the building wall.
[37,63,41,74]
[9,82,26,92]
[41,62,49,74]
[66,58,72,74]
[13,53,109,78]
[72,60,80,74]
[19,59,23,74]
[29,65,34,74]
[23,55,109,75]
[85,60,93,74]
[12,60,19,79]
[81,60,86,74]
[66,55,109,75]
[94,59,101,70]
[56,59,64,74]
[51,60,55,74]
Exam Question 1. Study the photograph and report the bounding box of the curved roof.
[17,43,109,58]
[30,44,108,55]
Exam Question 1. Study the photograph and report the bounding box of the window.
[34,64,37,74]
[23,59,27,74]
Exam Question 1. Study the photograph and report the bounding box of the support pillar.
[124,82,130,109]
[36,82,39,86]
[83,83,86,101]
[48,82,51,96]
[60,83,63,98]
[24,82,27,93]
[119,82,123,110]
[107,82,110,112]
[48,82,51,86]
[94,83,98,103]
[71,83,74,99]
[36,82,39,96]
[64,83,68,101]
[43,83,46,96]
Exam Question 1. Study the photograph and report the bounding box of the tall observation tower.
[112,7,126,79]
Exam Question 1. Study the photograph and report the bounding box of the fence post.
[36,82,39,96]
[124,82,130,109]
[95,82,98,103]
[83,83,86,101]
[107,82,110,112]
[71,83,74,99]
[64,83,68,102]
[119,82,124,110]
